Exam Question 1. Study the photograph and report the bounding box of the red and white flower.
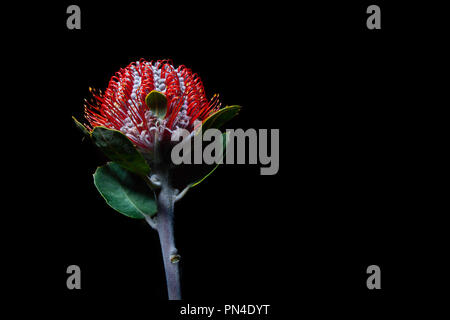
[84,59,221,152]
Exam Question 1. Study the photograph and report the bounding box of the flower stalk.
[146,160,181,300]
[153,183,181,300]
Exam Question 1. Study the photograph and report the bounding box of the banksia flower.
[84,59,222,153]
[73,59,240,300]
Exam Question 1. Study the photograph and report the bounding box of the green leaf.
[201,105,241,132]
[169,131,230,190]
[190,132,230,187]
[91,126,150,176]
[72,116,91,136]
[93,162,157,219]
[181,106,240,188]
[145,90,167,119]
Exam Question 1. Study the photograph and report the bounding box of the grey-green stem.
[145,132,182,300]
[145,168,181,300]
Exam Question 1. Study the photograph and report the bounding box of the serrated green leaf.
[201,105,241,132]
[91,126,150,176]
[93,162,157,219]
[145,90,167,119]
[72,116,91,136]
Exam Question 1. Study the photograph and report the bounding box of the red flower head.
[84,59,222,153]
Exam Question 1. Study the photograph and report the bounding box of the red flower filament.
[84,59,221,151]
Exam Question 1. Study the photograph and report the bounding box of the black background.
[8,0,446,318]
